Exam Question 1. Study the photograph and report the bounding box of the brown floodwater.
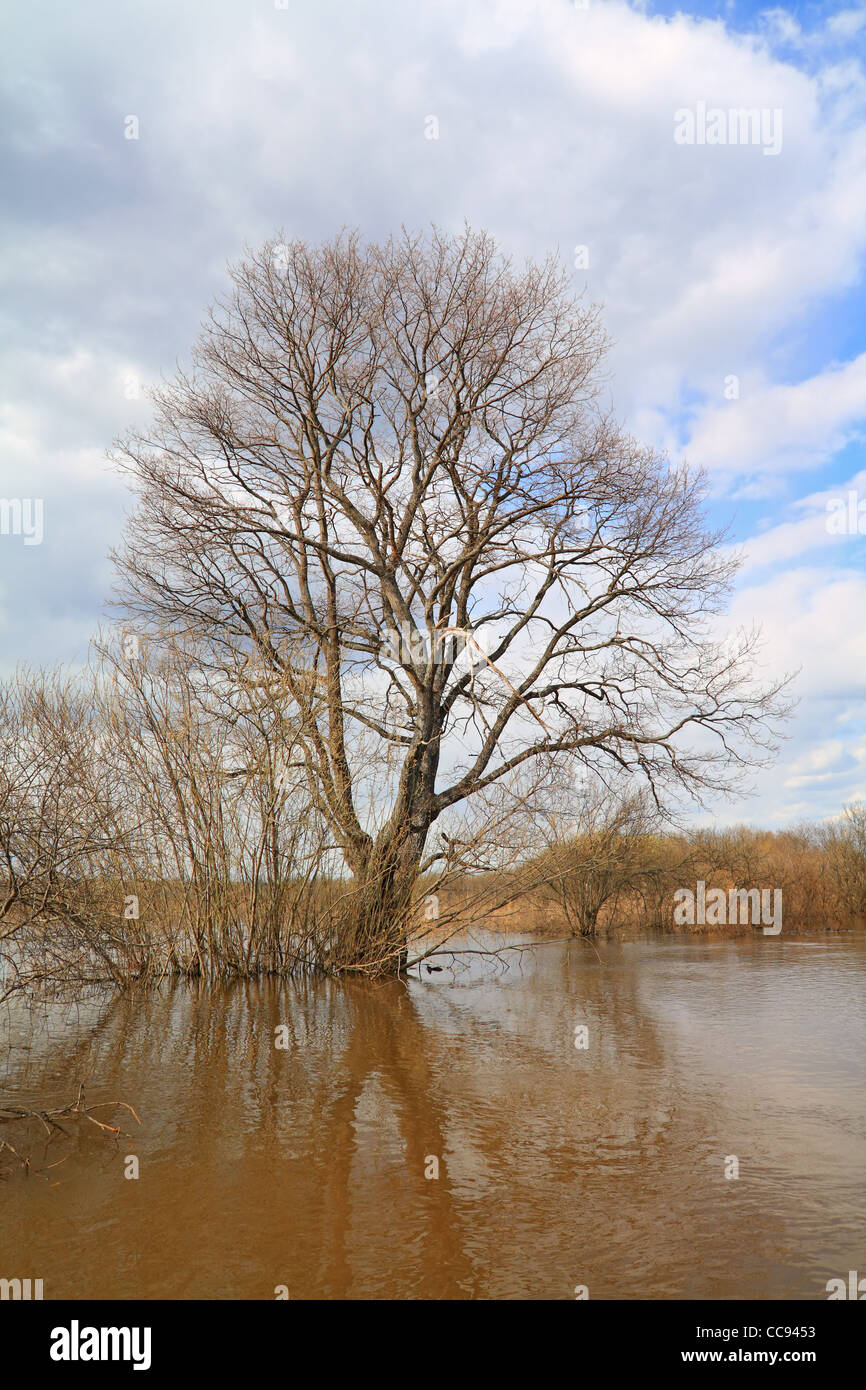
[1,932,864,1300]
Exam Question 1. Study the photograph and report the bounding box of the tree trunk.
[338,812,431,976]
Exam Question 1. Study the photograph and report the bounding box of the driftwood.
[0,1083,140,1180]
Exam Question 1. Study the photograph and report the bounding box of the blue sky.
[1,0,865,826]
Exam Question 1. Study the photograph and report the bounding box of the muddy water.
[1,934,864,1300]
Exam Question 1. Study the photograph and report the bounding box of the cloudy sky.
[2,0,865,826]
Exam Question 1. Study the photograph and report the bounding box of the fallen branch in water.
[0,1082,140,1135]
[0,1083,140,1180]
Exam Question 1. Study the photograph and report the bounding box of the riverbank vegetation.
[465,803,866,940]
[0,651,860,999]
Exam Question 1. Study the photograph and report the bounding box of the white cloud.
[2,0,866,820]
[827,7,866,40]
[728,566,866,703]
[685,357,866,486]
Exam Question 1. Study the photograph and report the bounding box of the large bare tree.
[111,226,789,972]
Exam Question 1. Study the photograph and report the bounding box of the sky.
[1,0,865,828]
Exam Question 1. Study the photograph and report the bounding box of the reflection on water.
[1,934,864,1299]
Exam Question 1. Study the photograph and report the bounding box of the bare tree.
[0,667,146,994]
[538,783,657,936]
[820,801,866,922]
[111,226,791,974]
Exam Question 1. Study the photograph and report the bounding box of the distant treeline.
[472,811,866,938]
